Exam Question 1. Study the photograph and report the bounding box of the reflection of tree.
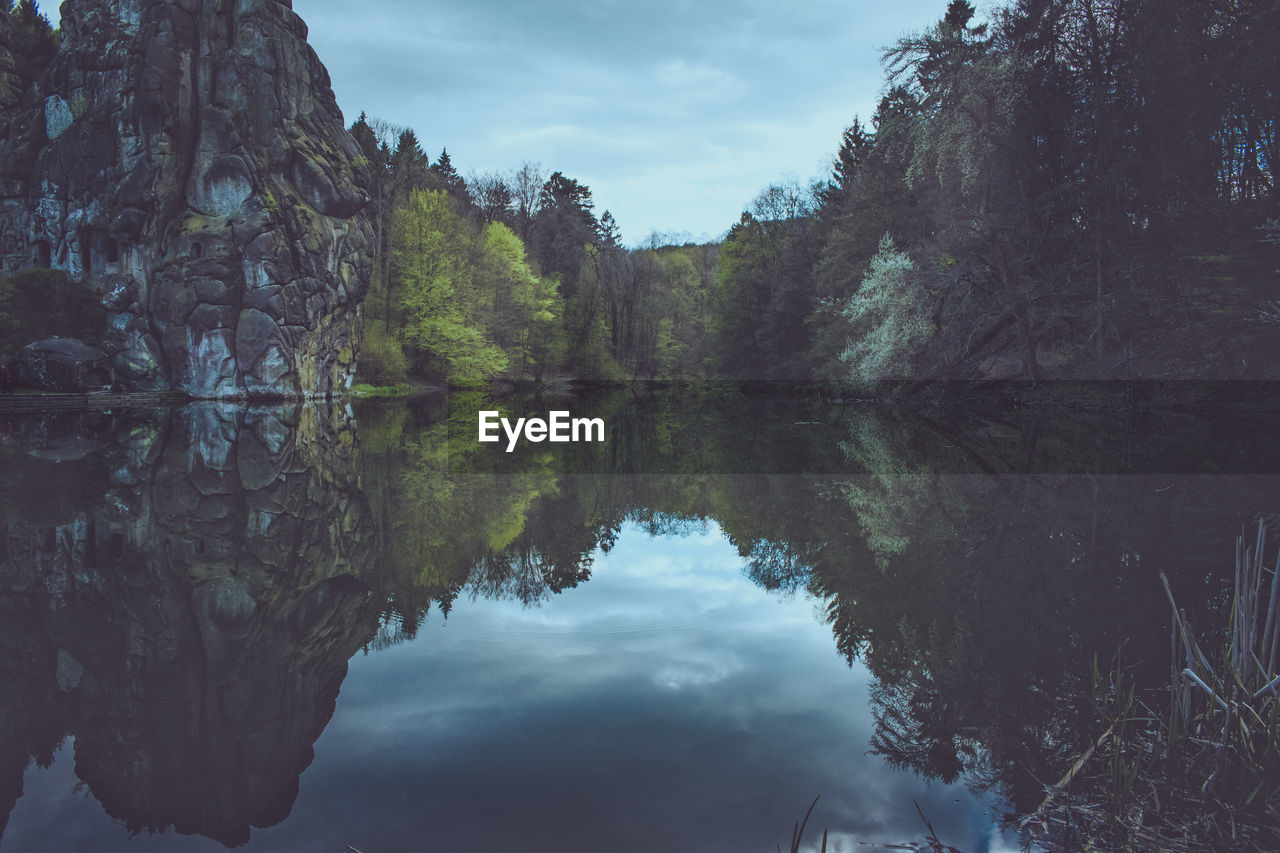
[465,480,626,602]
[815,406,1278,812]
[868,678,973,784]
[356,396,575,617]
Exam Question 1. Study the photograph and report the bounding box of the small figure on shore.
[0,364,13,395]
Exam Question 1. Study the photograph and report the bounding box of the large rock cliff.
[0,0,372,398]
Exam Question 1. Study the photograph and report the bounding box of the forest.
[344,0,1278,387]
[1,0,1275,384]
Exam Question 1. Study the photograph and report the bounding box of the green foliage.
[479,221,564,378]
[710,181,822,379]
[355,320,408,386]
[0,268,107,357]
[393,189,507,384]
[713,215,771,377]
[350,114,734,385]
[381,188,578,385]
[838,235,932,384]
[564,245,624,381]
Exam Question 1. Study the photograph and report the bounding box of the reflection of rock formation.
[0,402,381,846]
[0,0,372,397]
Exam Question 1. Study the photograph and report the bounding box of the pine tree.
[390,130,430,203]
[430,147,467,199]
[349,112,384,168]
[6,0,58,94]
[598,210,621,248]
[819,118,873,207]
[944,0,976,32]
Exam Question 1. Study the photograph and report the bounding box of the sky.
[43,0,955,244]
[286,0,953,244]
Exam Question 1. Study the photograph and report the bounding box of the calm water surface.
[1,386,1275,851]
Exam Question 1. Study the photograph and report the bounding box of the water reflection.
[0,386,1274,850]
[0,403,380,846]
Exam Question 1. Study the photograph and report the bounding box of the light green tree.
[394,190,508,384]
[840,234,933,384]
[479,222,563,378]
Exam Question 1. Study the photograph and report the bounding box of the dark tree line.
[718,0,1279,382]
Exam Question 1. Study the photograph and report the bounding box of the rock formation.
[0,0,372,398]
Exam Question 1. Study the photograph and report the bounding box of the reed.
[1022,520,1280,851]
[780,795,825,853]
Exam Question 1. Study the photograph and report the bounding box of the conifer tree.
[5,0,57,94]
[430,148,467,198]
[819,118,873,208]
[598,210,621,248]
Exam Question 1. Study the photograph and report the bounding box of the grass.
[349,382,417,398]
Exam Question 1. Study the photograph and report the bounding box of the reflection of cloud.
[653,648,740,690]
[312,521,1010,842]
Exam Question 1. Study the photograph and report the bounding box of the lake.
[1,384,1277,851]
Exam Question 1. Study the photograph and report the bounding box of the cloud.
[292,1,949,236]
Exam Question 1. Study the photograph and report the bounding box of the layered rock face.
[0,0,372,397]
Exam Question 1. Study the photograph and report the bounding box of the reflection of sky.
[3,522,1019,852]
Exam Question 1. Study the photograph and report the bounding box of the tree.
[509,161,545,242]
[469,171,514,224]
[818,118,873,208]
[712,213,772,378]
[393,190,508,384]
[563,244,622,380]
[390,129,430,197]
[530,171,599,299]
[943,0,976,31]
[430,147,470,207]
[377,128,433,332]
[5,0,58,95]
[839,235,932,384]
[478,222,563,378]
[348,113,397,333]
[598,210,621,248]
[711,180,821,379]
